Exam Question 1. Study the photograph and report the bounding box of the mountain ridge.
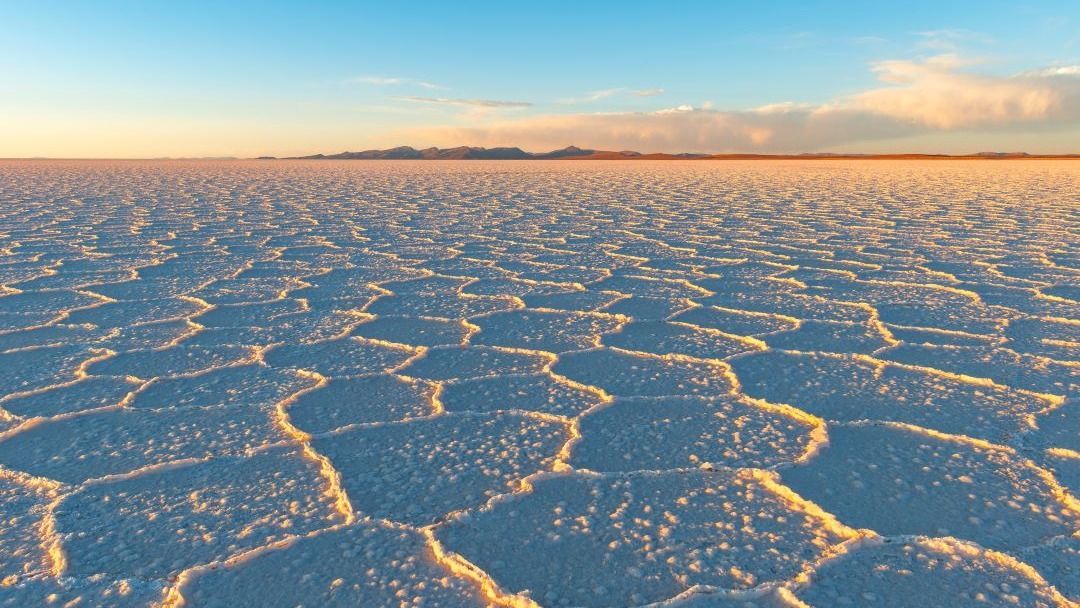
[280,147,1079,160]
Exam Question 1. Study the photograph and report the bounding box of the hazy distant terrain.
[0,160,1076,607]
[283,145,1080,161]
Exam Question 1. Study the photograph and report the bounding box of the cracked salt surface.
[0,159,1076,606]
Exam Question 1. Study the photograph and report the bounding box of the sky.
[2,1,1079,157]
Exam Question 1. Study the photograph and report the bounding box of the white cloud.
[634,88,665,97]
[915,29,993,51]
[585,89,622,101]
[1027,65,1080,77]
[395,96,532,108]
[393,56,1080,153]
[653,104,695,115]
[560,87,666,104]
[753,101,815,114]
[348,76,444,90]
[842,56,1076,128]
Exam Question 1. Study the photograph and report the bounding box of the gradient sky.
[2,1,1079,157]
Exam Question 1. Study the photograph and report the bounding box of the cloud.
[633,88,665,97]
[583,88,622,102]
[1028,65,1080,77]
[842,57,1077,128]
[560,87,665,104]
[395,96,533,108]
[391,57,1080,153]
[348,76,444,90]
[915,29,993,51]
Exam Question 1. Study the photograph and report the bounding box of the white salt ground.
[0,159,1075,607]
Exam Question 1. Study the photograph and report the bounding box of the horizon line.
[5,144,1080,161]
[4,153,1080,161]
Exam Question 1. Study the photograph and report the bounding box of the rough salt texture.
[172,523,488,607]
[437,471,857,607]
[0,160,1076,605]
[795,537,1066,607]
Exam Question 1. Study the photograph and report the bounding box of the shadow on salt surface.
[1041,284,1080,301]
[54,446,344,580]
[730,351,1050,442]
[286,286,381,313]
[397,345,552,381]
[85,278,202,302]
[696,261,792,284]
[781,423,1079,551]
[601,296,695,321]
[874,299,1006,336]
[879,343,1079,397]
[286,374,437,434]
[250,309,366,344]
[377,275,473,294]
[462,277,565,297]
[439,373,606,416]
[173,326,278,348]
[672,305,798,336]
[127,365,317,410]
[884,325,996,347]
[0,375,138,417]
[311,412,568,525]
[12,270,134,292]
[523,289,626,313]
[0,311,65,332]
[0,290,105,317]
[591,275,711,300]
[365,292,519,319]
[193,299,308,328]
[0,577,166,608]
[552,348,733,398]
[0,324,106,351]
[436,470,858,608]
[63,297,206,328]
[808,281,1006,336]
[571,396,817,472]
[190,276,308,304]
[1028,402,1080,454]
[426,258,513,280]
[85,345,252,380]
[794,536,1067,608]
[263,337,417,377]
[1004,317,1080,363]
[1017,535,1080,602]
[603,320,763,359]
[98,319,200,351]
[0,474,54,583]
[955,284,1077,319]
[351,315,471,347]
[294,267,429,296]
[0,404,288,484]
[471,309,625,353]
[136,267,242,289]
[173,523,487,608]
[700,292,871,324]
[1039,451,1080,500]
[763,320,892,354]
[0,345,97,393]
[666,588,798,607]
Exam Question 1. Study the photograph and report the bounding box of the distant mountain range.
[268,146,1079,161]
[284,145,706,160]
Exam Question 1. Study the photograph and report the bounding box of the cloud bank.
[396,57,1080,153]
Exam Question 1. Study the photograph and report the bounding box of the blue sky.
[2,1,1078,156]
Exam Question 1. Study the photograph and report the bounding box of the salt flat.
[0,159,1076,607]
